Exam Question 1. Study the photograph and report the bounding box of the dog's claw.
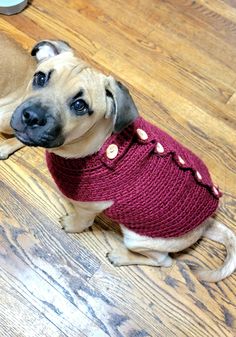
[106,250,122,266]
[59,213,77,232]
[59,213,92,233]
[59,215,66,229]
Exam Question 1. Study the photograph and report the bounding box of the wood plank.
[166,0,236,44]
[0,272,68,337]
[0,156,164,336]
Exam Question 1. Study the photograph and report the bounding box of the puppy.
[11,40,236,282]
[0,33,36,159]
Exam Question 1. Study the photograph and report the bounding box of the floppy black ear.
[105,76,139,133]
[31,40,72,63]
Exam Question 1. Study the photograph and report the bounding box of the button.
[156,142,165,154]
[137,128,148,140]
[195,171,202,181]
[178,155,185,165]
[212,185,219,196]
[106,144,118,159]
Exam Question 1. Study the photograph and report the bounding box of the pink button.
[137,128,148,140]
[178,155,185,166]
[195,171,202,181]
[106,144,118,159]
[212,185,219,196]
[156,142,164,154]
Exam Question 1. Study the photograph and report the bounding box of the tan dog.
[11,40,236,282]
[0,33,36,159]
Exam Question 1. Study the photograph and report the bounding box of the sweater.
[46,117,221,238]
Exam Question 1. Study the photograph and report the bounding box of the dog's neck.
[48,118,114,159]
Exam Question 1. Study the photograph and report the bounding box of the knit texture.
[46,117,221,238]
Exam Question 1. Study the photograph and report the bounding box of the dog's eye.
[70,99,89,115]
[33,71,50,88]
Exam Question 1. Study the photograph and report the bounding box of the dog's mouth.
[14,129,64,148]
[15,131,37,146]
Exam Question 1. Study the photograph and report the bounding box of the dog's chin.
[15,131,64,148]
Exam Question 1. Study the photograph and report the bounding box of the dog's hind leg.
[0,137,24,159]
[107,246,173,267]
[107,224,173,267]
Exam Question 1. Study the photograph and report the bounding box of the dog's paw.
[59,213,79,233]
[106,249,125,267]
[59,213,93,233]
[0,144,11,160]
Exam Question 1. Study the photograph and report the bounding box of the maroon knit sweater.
[46,117,221,238]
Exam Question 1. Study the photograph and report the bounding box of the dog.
[0,33,36,159]
[10,40,236,282]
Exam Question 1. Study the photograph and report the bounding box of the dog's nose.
[22,108,46,127]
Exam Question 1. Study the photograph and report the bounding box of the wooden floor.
[0,0,236,336]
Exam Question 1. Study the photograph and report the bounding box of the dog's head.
[11,40,138,150]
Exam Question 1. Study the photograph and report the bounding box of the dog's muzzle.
[11,99,64,148]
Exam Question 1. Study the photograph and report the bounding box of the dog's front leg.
[0,137,24,159]
[60,200,113,233]
[0,105,25,159]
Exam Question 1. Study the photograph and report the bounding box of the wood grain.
[0,0,235,336]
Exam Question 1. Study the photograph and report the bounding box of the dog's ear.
[105,76,139,133]
[31,40,72,63]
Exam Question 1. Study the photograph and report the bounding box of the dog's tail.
[193,220,236,282]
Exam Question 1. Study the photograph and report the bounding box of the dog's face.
[11,40,138,149]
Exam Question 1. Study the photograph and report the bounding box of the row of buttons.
[105,128,220,197]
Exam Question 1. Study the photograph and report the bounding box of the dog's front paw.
[59,213,93,233]
[106,249,126,267]
[0,144,11,160]
[59,213,80,233]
